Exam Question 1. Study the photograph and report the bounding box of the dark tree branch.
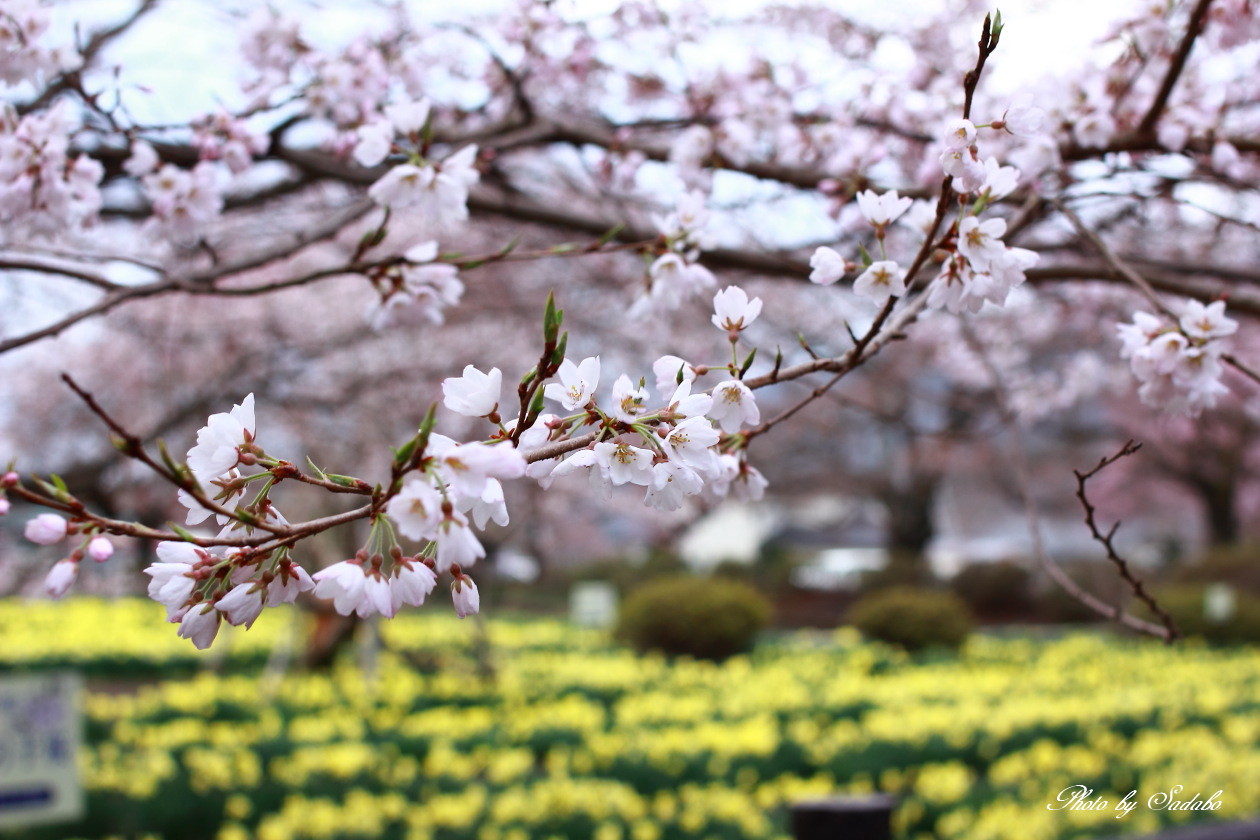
[1073,440,1180,643]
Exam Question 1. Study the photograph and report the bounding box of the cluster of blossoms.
[123,143,224,242]
[0,1,80,86]
[2,471,114,600]
[366,240,465,328]
[1117,300,1238,416]
[366,142,480,230]
[527,286,768,509]
[0,102,103,238]
[144,392,518,647]
[810,189,914,304]
[633,190,717,316]
[191,111,269,175]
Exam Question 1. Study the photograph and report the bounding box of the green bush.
[1148,585,1260,644]
[614,575,772,661]
[950,561,1034,619]
[848,586,973,652]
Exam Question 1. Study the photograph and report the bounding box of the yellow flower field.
[3,599,1259,840]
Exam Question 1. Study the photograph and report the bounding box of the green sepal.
[857,242,873,268]
[550,332,568,367]
[739,348,758,379]
[597,223,625,246]
[169,523,199,542]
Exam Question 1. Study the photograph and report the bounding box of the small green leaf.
[597,223,625,246]
[305,457,329,481]
[739,348,758,379]
[550,332,568,367]
[857,242,873,268]
[169,523,198,542]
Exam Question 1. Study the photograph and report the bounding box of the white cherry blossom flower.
[385,98,431,135]
[665,379,712,419]
[430,437,526,500]
[998,105,1046,136]
[266,561,315,607]
[664,415,721,469]
[434,512,484,573]
[957,217,1007,271]
[187,394,255,483]
[459,478,509,529]
[386,477,444,541]
[177,605,221,650]
[942,118,977,150]
[809,246,846,286]
[712,286,762,332]
[451,574,480,618]
[939,148,986,193]
[654,355,696,397]
[391,559,437,612]
[442,365,502,417]
[596,441,654,486]
[353,120,393,167]
[313,560,367,616]
[708,380,760,433]
[645,461,704,511]
[216,583,265,628]
[855,189,913,227]
[43,559,77,599]
[980,158,1021,199]
[544,356,600,410]
[357,573,396,618]
[87,536,113,562]
[25,513,67,545]
[853,261,906,304]
[1180,300,1237,341]
[611,374,650,424]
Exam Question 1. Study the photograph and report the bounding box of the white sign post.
[570,581,618,629]
[0,672,84,830]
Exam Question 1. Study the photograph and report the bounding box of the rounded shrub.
[1149,585,1260,645]
[614,575,772,661]
[949,561,1034,619]
[848,586,973,652]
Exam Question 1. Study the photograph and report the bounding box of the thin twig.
[1136,0,1215,139]
[1073,440,1180,642]
[960,324,1177,642]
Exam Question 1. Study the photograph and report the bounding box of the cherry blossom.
[544,356,600,410]
[711,286,763,333]
[442,365,503,417]
[216,583,266,629]
[451,572,480,619]
[43,559,77,599]
[708,380,760,433]
[25,513,67,545]
[312,559,368,616]
[809,247,847,286]
[853,261,906,304]
[855,190,913,228]
[87,536,114,562]
[187,395,256,484]
[177,605,221,650]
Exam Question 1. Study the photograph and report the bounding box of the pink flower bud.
[1,472,18,488]
[25,513,68,545]
[451,574,480,619]
[44,559,78,599]
[0,498,9,516]
[87,536,114,562]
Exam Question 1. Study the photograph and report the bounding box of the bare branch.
[1073,441,1181,642]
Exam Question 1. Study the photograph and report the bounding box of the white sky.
[44,0,1136,124]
